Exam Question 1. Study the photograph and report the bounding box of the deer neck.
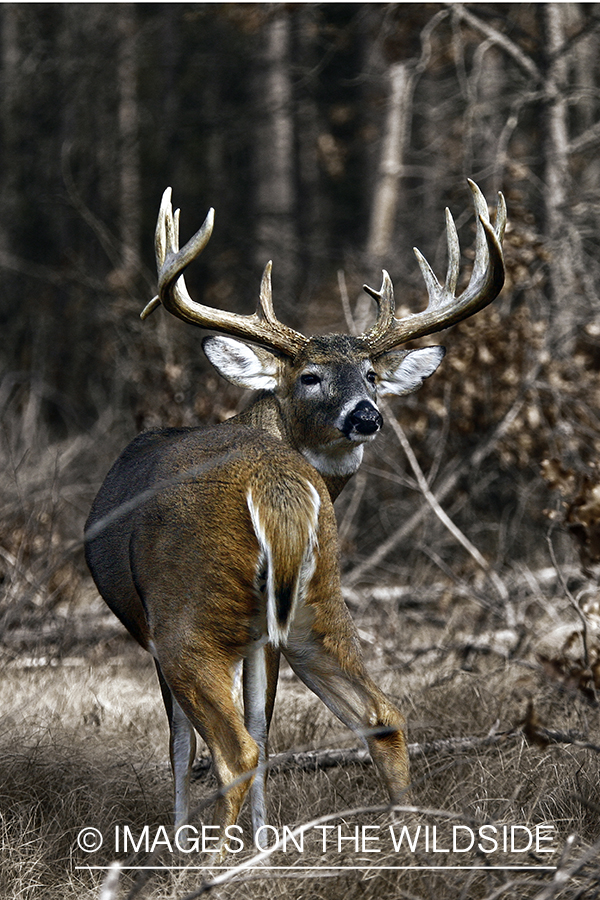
[235,393,353,502]
[236,391,285,440]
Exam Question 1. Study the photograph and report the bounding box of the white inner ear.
[376,346,445,396]
[203,336,279,390]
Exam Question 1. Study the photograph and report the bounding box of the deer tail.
[247,474,320,647]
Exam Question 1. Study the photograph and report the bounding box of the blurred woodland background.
[3,2,600,637]
[2,5,600,898]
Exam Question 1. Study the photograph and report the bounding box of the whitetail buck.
[85,180,505,857]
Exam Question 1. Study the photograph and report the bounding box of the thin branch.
[338,471,367,545]
[546,532,590,661]
[568,118,600,155]
[177,802,464,898]
[548,11,600,65]
[117,725,598,899]
[61,143,123,272]
[382,400,509,603]
[0,249,112,294]
[344,459,459,588]
[451,4,542,83]
[61,141,155,293]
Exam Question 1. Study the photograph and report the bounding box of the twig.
[0,545,45,597]
[568,118,600,155]
[121,725,598,899]
[382,402,510,604]
[192,726,598,782]
[451,3,541,82]
[338,471,367,545]
[61,142,155,293]
[537,728,600,753]
[176,802,462,898]
[61,143,123,273]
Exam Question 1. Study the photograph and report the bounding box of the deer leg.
[243,643,280,835]
[283,619,410,802]
[160,652,260,859]
[155,660,197,827]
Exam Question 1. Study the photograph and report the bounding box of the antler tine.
[443,206,460,298]
[412,205,460,311]
[141,189,308,357]
[363,180,506,357]
[257,260,277,325]
[141,188,212,320]
[362,270,396,337]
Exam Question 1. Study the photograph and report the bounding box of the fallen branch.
[191,723,600,783]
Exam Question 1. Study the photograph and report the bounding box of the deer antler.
[362,180,506,356]
[141,188,309,358]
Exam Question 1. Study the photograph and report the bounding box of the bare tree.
[112,3,141,291]
[0,4,20,261]
[252,9,298,322]
[542,4,578,337]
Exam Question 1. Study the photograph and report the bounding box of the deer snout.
[343,400,383,438]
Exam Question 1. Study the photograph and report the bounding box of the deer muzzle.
[343,400,383,438]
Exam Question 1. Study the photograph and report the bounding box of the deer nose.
[346,401,383,436]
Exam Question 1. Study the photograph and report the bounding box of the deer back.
[85,423,342,657]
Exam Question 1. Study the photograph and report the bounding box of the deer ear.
[374,346,445,397]
[202,336,279,390]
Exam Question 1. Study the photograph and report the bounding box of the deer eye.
[300,372,321,386]
[366,370,377,384]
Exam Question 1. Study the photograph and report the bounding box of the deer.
[84,180,505,858]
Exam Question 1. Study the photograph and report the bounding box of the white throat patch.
[301,443,365,477]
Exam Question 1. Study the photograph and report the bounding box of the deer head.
[141,181,505,480]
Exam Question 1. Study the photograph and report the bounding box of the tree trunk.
[0,4,20,259]
[475,43,506,191]
[357,61,415,331]
[114,3,141,290]
[253,11,298,324]
[542,3,578,340]
[295,7,327,303]
[366,62,415,264]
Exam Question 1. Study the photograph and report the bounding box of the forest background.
[2,4,600,899]
[3,2,600,610]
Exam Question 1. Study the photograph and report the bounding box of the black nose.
[345,400,383,436]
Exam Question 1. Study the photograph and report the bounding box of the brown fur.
[85,425,410,856]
